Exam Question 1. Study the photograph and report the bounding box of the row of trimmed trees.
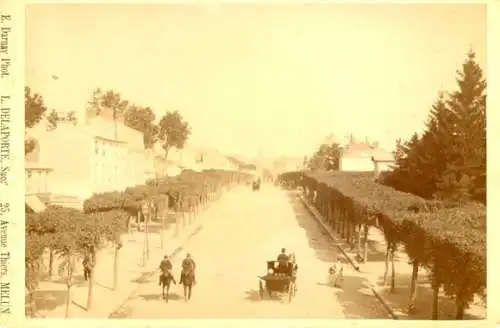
[26,169,253,317]
[278,169,485,320]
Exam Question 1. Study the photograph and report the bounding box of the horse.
[289,253,298,290]
[180,270,195,302]
[159,271,176,302]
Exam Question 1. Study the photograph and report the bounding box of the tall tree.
[46,109,59,130]
[25,87,47,129]
[123,105,157,149]
[87,88,129,140]
[438,50,486,203]
[383,51,486,204]
[66,111,77,123]
[308,143,341,171]
[25,87,48,154]
[157,110,191,159]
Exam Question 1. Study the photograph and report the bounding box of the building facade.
[25,116,149,209]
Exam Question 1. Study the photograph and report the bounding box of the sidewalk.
[32,188,236,318]
[297,193,485,320]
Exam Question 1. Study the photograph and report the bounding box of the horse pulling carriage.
[258,260,297,302]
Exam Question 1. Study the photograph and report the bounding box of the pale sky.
[26,3,486,159]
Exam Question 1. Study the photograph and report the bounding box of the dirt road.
[111,185,388,319]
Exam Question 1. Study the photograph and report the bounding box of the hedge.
[278,170,486,314]
[83,169,253,214]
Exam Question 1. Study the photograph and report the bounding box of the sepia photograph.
[24,2,486,320]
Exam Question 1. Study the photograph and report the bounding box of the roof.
[341,142,394,162]
[371,149,395,162]
[341,142,374,158]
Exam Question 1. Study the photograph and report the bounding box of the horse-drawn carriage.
[252,179,261,191]
[258,260,297,302]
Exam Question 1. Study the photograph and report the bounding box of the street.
[110,185,388,319]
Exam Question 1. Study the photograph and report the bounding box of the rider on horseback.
[159,255,175,286]
[180,253,196,285]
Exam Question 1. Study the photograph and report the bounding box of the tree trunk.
[357,224,362,256]
[86,254,95,311]
[346,219,351,244]
[160,208,165,249]
[431,276,439,320]
[455,297,465,319]
[113,245,119,290]
[65,285,71,318]
[145,208,150,261]
[383,244,390,286]
[175,207,180,237]
[408,260,419,313]
[65,254,74,318]
[26,286,34,317]
[48,248,54,279]
[390,246,396,293]
[363,224,369,263]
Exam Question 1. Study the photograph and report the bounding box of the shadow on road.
[244,289,286,302]
[33,290,67,312]
[131,270,157,284]
[363,239,389,262]
[138,292,183,302]
[50,274,87,287]
[333,275,388,319]
[374,272,484,320]
[285,192,338,264]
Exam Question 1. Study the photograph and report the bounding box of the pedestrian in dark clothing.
[82,254,93,281]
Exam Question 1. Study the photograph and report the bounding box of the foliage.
[83,191,134,213]
[46,109,59,129]
[25,205,124,306]
[277,171,303,188]
[382,51,486,204]
[157,110,191,157]
[87,88,129,122]
[307,143,342,171]
[85,169,252,213]
[25,86,48,154]
[278,169,486,315]
[123,105,157,149]
[25,86,48,129]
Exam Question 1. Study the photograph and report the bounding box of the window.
[94,140,99,154]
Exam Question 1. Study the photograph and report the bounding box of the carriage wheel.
[259,280,264,300]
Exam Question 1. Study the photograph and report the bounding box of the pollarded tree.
[87,88,129,140]
[308,143,341,171]
[46,109,59,130]
[157,110,191,159]
[123,105,157,149]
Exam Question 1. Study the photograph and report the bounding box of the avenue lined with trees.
[277,51,486,319]
[25,84,254,316]
[26,168,253,317]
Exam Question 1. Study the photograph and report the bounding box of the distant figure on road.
[276,248,290,274]
[82,253,94,281]
[329,256,344,288]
